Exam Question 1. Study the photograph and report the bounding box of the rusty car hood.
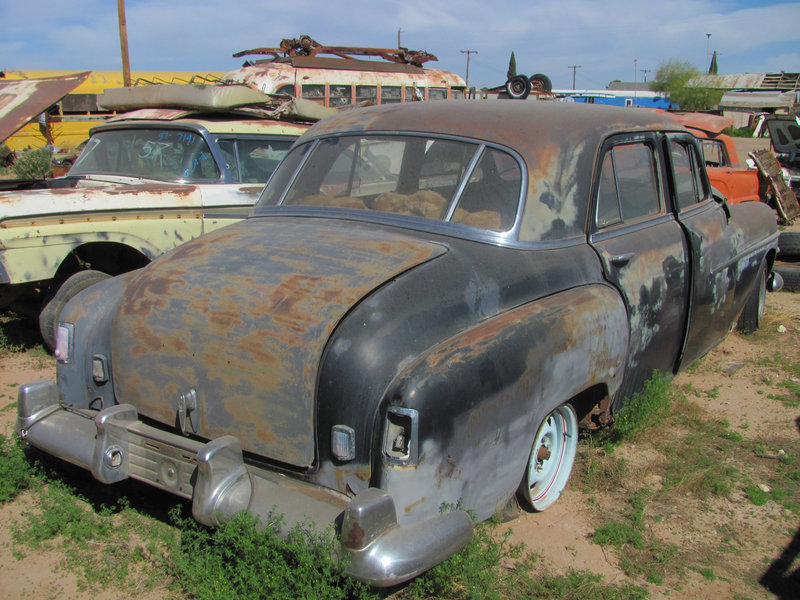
[110,217,447,468]
[0,72,89,144]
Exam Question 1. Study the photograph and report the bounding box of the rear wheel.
[39,270,111,350]
[520,404,578,511]
[737,268,766,333]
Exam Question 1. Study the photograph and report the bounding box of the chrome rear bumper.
[16,379,473,587]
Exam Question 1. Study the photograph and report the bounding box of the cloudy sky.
[2,0,799,90]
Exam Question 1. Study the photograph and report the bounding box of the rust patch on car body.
[111,217,447,468]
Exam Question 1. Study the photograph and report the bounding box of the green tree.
[650,59,723,111]
[507,51,517,80]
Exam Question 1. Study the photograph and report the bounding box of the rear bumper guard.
[16,379,473,587]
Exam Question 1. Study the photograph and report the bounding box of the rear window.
[257,134,522,233]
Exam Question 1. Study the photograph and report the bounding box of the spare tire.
[529,73,553,93]
[777,231,800,259]
[774,261,800,292]
[505,75,531,99]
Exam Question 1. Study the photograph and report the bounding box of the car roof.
[93,110,310,137]
[292,101,690,243]
[299,100,687,152]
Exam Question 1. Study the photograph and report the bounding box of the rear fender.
[376,284,628,523]
[55,272,133,410]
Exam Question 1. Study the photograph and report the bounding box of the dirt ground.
[0,291,798,599]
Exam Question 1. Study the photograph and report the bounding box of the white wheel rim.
[524,404,578,511]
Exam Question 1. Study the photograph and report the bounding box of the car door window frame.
[663,133,713,214]
[591,133,667,235]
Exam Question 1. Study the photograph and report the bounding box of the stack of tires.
[776,232,800,292]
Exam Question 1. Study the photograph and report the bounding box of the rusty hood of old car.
[110,216,447,468]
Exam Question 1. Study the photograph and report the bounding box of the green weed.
[0,433,36,503]
[609,371,674,443]
[166,509,375,600]
[744,484,768,506]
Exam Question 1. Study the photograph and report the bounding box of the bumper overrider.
[16,379,473,587]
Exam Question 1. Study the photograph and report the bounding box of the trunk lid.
[111,217,446,468]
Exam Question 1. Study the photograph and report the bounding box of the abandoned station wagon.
[18,101,781,586]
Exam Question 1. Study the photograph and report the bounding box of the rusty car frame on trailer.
[17,101,781,586]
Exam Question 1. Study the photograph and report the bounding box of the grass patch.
[0,433,36,503]
[744,484,768,506]
[166,509,374,600]
[606,371,674,443]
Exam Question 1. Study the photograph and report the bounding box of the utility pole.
[568,65,581,90]
[640,68,651,83]
[706,33,712,65]
[397,28,403,49]
[117,0,132,87]
[633,58,638,107]
[460,49,477,89]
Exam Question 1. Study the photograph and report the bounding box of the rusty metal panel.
[0,72,89,144]
[378,284,628,523]
[671,112,734,135]
[111,218,447,468]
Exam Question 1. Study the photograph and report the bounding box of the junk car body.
[17,101,781,586]
[0,89,324,347]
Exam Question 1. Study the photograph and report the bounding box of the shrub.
[12,147,53,180]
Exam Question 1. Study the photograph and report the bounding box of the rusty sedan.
[17,101,781,586]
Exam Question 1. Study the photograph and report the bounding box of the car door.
[666,133,741,367]
[589,133,690,410]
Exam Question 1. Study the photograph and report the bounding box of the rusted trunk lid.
[111,217,447,468]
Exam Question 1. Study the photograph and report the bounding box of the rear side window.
[596,142,661,227]
[670,140,708,211]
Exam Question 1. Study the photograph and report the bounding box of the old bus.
[223,37,466,107]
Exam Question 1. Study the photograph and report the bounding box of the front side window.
[258,135,521,233]
[224,138,295,183]
[701,139,728,167]
[70,128,220,182]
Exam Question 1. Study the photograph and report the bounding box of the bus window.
[381,86,402,104]
[302,84,325,104]
[405,87,425,101]
[356,85,378,103]
[275,84,294,96]
[329,85,353,107]
[429,88,448,101]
